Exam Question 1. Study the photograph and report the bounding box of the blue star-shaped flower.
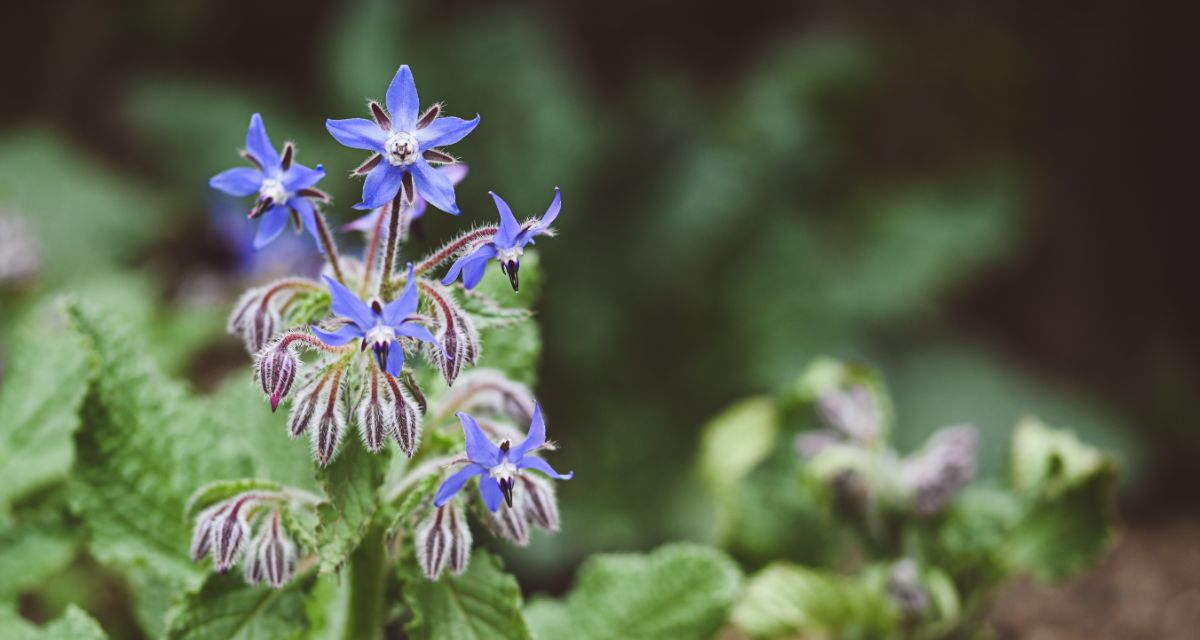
[434,405,573,512]
[442,188,561,292]
[209,114,328,250]
[342,164,469,233]
[326,65,479,215]
[310,264,446,376]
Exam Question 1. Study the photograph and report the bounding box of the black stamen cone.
[500,478,514,508]
[501,260,520,292]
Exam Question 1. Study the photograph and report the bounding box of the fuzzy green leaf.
[404,549,530,640]
[164,571,317,640]
[0,300,90,513]
[731,563,897,639]
[525,543,741,640]
[0,605,108,640]
[0,504,79,602]
[697,397,778,541]
[315,443,388,574]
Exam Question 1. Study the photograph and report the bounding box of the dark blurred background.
[2,0,1198,635]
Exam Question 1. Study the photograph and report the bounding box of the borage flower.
[310,265,447,376]
[326,65,478,214]
[434,404,573,512]
[442,188,561,292]
[209,114,330,250]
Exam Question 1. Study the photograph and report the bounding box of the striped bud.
[445,501,472,576]
[900,425,978,515]
[258,514,297,589]
[243,536,264,586]
[190,503,227,562]
[421,284,480,386]
[518,473,560,533]
[415,506,451,580]
[358,368,391,452]
[255,335,300,412]
[383,372,421,457]
[487,501,530,547]
[211,500,251,573]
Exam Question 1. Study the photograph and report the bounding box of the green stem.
[343,523,387,640]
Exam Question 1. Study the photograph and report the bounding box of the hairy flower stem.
[313,209,347,285]
[343,523,386,640]
[379,195,403,296]
[360,204,390,298]
[414,226,498,277]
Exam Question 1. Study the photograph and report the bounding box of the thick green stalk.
[343,523,387,640]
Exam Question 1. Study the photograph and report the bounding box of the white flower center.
[259,178,289,204]
[365,322,396,346]
[496,246,523,263]
[384,132,419,166]
[489,460,518,482]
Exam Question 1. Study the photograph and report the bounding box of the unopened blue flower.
[433,404,573,512]
[310,264,446,376]
[342,164,469,233]
[326,65,479,215]
[209,114,329,250]
[442,188,561,292]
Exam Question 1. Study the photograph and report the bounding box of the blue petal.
[433,464,485,507]
[461,251,494,290]
[396,322,447,357]
[478,477,503,512]
[518,455,574,480]
[457,413,500,466]
[442,163,470,185]
[490,191,523,247]
[282,162,325,191]
[356,164,406,210]
[410,159,458,215]
[386,65,420,132]
[385,339,405,376]
[210,167,263,197]
[516,187,562,247]
[326,118,387,152]
[411,198,428,221]
[383,263,418,325]
[323,275,375,329]
[289,197,323,252]
[509,403,545,460]
[252,206,289,248]
[415,115,480,149]
[310,323,363,346]
[246,114,281,167]
[441,245,496,288]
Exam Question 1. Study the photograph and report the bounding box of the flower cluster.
[203,64,573,583]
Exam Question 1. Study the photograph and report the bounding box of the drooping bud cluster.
[419,283,480,386]
[228,278,321,353]
[288,365,349,465]
[190,492,305,588]
[357,365,423,456]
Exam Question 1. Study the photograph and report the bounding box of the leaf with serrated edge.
[164,571,317,640]
[315,443,388,574]
[525,543,741,640]
[404,549,530,640]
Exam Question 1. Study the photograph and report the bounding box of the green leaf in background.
[697,396,778,541]
[524,543,741,640]
[0,132,164,283]
[0,605,107,640]
[0,299,89,514]
[731,563,897,639]
[1004,417,1118,581]
[403,550,529,640]
[470,253,543,385]
[314,443,388,575]
[64,300,313,635]
[163,571,318,640]
[0,504,79,603]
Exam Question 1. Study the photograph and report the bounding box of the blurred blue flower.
[208,195,319,279]
[326,65,478,214]
[434,404,573,512]
[209,114,329,250]
[342,164,469,234]
[310,264,446,376]
[442,188,561,291]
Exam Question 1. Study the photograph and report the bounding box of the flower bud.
[384,372,421,457]
[487,501,530,547]
[817,385,880,443]
[258,517,297,589]
[211,500,251,573]
[886,559,930,617]
[190,504,226,562]
[358,369,391,453]
[243,536,264,586]
[518,473,560,533]
[256,336,299,413]
[415,506,451,580]
[900,425,978,515]
[445,501,472,576]
[227,286,281,354]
